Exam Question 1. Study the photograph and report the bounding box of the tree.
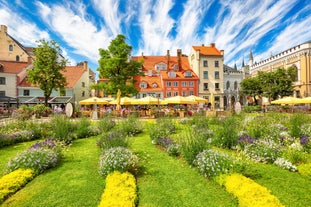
[27,39,68,106]
[97,34,143,97]
[240,76,262,105]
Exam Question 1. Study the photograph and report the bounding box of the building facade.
[189,43,224,109]
[250,41,311,97]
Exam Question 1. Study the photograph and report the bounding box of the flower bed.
[0,169,35,203]
[98,171,137,207]
[218,173,284,207]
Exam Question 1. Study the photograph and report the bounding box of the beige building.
[189,43,224,109]
[250,41,311,97]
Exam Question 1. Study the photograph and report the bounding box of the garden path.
[130,132,238,207]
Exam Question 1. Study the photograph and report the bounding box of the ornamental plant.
[0,130,35,148]
[98,115,116,133]
[97,130,129,150]
[0,169,35,203]
[49,115,75,144]
[157,137,180,156]
[221,173,285,207]
[194,149,235,178]
[117,116,143,137]
[273,157,297,172]
[5,148,60,175]
[297,163,311,179]
[214,116,240,149]
[98,171,137,207]
[98,147,139,178]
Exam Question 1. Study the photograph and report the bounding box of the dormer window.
[155,62,167,71]
[152,83,158,88]
[173,64,178,70]
[185,71,192,77]
[168,71,176,78]
[140,82,147,89]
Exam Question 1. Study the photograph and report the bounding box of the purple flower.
[300,136,309,145]
[238,135,255,145]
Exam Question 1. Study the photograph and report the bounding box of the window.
[166,82,171,87]
[16,55,20,62]
[204,83,208,90]
[203,60,208,67]
[152,83,158,88]
[234,81,238,90]
[23,90,30,96]
[173,82,178,87]
[189,91,194,95]
[185,71,192,77]
[155,63,167,71]
[82,91,85,97]
[173,64,178,70]
[182,81,187,87]
[189,81,194,87]
[182,91,187,96]
[166,91,172,97]
[82,82,85,87]
[215,71,219,79]
[0,77,5,85]
[173,91,178,96]
[215,83,220,89]
[215,61,219,67]
[226,81,230,90]
[60,88,66,96]
[0,91,5,96]
[168,71,176,78]
[140,82,147,88]
[9,45,13,51]
[203,71,208,79]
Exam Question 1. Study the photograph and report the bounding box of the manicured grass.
[130,131,238,207]
[1,137,104,207]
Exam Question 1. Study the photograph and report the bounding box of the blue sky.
[1,0,311,76]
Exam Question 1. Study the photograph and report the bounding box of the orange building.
[133,49,199,98]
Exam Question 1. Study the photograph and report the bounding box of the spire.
[234,62,237,70]
[249,50,253,66]
[242,58,245,67]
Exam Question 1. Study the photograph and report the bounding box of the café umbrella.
[79,97,109,105]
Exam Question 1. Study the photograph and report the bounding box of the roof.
[19,65,88,88]
[192,45,223,56]
[134,75,162,92]
[0,60,30,74]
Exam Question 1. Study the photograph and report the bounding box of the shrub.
[273,158,297,172]
[221,173,285,207]
[0,169,35,203]
[29,138,67,157]
[300,136,311,153]
[117,116,143,137]
[214,116,239,149]
[281,146,308,165]
[194,149,235,178]
[157,137,180,156]
[242,139,281,164]
[49,115,75,144]
[98,171,137,207]
[98,147,139,178]
[98,115,116,133]
[297,163,311,179]
[237,135,255,150]
[5,148,60,175]
[74,117,92,138]
[97,130,129,150]
[289,113,310,138]
[0,130,35,148]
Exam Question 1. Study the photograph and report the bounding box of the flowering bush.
[98,147,139,178]
[0,130,35,148]
[98,116,116,133]
[97,130,129,150]
[242,139,281,163]
[5,148,60,175]
[117,116,143,137]
[237,135,255,150]
[220,173,285,207]
[157,137,180,156]
[273,158,297,171]
[29,138,67,157]
[98,171,137,207]
[297,163,311,179]
[300,136,311,152]
[194,149,235,178]
[0,169,35,202]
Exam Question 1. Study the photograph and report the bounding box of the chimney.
[210,43,215,48]
[0,25,7,33]
[202,44,204,46]
[220,50,224,56]
[27,56,32,64]
[167,50,170,66]
[177,49,182,70]
[83,61,88,71]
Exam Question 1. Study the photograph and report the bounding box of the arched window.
[16,55,20,62]
[234,81,238,90]
[9,45,13,51]
[226,81,230,90]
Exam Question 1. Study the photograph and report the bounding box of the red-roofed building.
[189,43,225,109]
[132,49,199,99]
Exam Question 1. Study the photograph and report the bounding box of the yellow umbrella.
[271,97,302,104]
[131,96,160,105]
[109,97,135,105]
[187,95,208,103]
[299,97,311,104]
[79,97,109,105]
[163,96,196,104]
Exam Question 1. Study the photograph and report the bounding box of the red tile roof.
[0,61,30,74]
[192,45,223,56]
[18,65,88,88]
[134,75,162,92]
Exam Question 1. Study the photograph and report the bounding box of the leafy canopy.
[97,34,143,97]
[27,39,67,106]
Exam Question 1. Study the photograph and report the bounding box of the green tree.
[240,76,262,105]
[97,34,143,97]
[27,39,67,106]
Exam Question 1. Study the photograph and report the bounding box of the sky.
[1,0,311,77]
